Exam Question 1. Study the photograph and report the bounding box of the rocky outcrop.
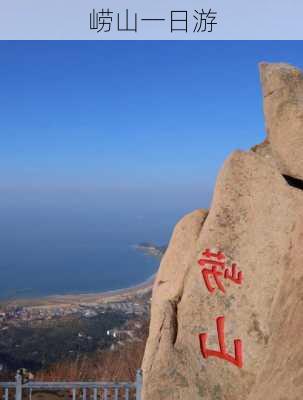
[142,63,303,400]
[247,220,303,400]
[260,62,303,180]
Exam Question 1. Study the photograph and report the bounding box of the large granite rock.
[260,62,303,180]
[247,220,303,400]
[142,63,303,400]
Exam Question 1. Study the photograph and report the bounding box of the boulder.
[260,62,303,180]
[142,62,303,399]
[247,219,303,400]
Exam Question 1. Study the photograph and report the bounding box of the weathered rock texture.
[260,62,303,180]
[142,62,303,400]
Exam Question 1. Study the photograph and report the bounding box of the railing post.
[15,372,22,400]
[135,369,142,400]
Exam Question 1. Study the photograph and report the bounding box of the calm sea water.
[0,239,159,300]
[0,192,178,300]
[0,183,210,300]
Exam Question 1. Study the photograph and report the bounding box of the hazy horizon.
[1,41,303,298]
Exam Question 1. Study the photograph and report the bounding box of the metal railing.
[0,370,142,400]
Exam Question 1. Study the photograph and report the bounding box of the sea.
[0,192,181,300]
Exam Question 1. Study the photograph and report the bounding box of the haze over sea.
[0,185,211,300]
[1,41,299,300]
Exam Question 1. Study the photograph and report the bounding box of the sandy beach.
[3,274,155,308]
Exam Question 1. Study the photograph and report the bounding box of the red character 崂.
[198,248,243,293]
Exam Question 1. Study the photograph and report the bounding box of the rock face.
[260,62,303,180]
[142,63,303,400]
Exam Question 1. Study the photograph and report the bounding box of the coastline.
[1,243,165,309]
[3,273,156,308]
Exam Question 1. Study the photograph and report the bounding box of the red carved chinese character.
[201,248,225,260]
[198,248,226,293]
[198,249,243,293]
[199,316,243,368]
[224,263,243,284]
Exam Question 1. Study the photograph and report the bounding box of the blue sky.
[1,41,303,218]
[2,41,303,296]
